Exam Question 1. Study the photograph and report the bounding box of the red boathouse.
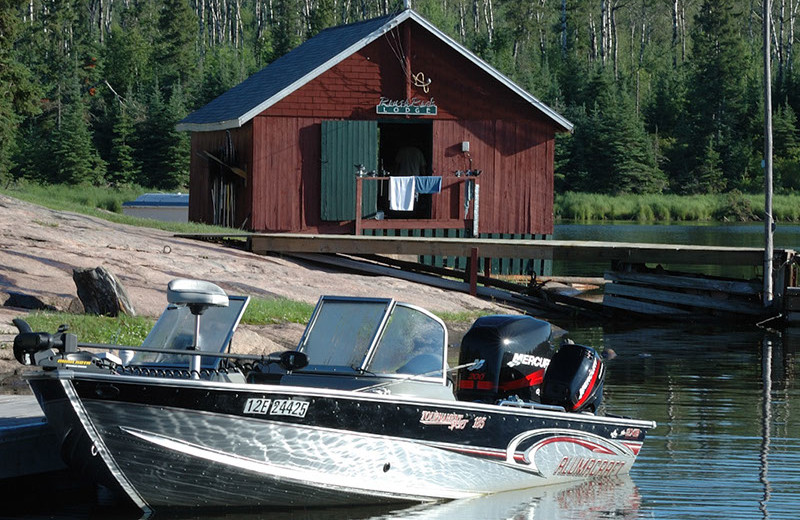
[178,8,571,272]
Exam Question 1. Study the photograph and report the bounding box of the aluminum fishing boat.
[13,279,655,515]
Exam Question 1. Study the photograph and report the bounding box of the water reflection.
[552,221,800,278]
[760,336,772,519]
[559,320,800,520]
[162,477,642,520]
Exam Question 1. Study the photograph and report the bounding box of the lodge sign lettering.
[376,97,437,115]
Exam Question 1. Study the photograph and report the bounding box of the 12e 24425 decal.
[243,398,309,418]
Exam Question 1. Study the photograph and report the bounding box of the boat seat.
[167,279,229,313]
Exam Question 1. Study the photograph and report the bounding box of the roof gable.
[177,10,572,133]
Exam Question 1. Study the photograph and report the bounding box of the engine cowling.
[457,315,554,403]
[540,342,605,413]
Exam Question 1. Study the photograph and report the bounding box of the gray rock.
[72,267,136,317]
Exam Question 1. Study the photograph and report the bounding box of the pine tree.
[156,0,199,93]
[0,0,39,182]
[273,0,302,59]
[686,0,751,189]
[161,85,190,189]
[137,84,189,190]
[308,0,336,38]
[562,68,665,194]
[108,99,140,186]
[52,82,106,185]
[773,104,800,191]
[137,86,167,187]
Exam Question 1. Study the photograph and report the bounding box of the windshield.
[367,304,445,377]
[298,298,391,371]
[127,295,249,368]
[297,297,447,380]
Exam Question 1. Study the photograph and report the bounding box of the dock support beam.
[468,247,479,296]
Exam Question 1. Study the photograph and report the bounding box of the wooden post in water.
[763,0,774,307]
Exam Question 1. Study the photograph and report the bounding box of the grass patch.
[434,309,492,323]
[553,191,800,222]
[15,297,316,345]
[0,181,245,235]
[19,312,155,346]
[241,297,315,325]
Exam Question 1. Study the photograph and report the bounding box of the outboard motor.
[540,342,605,413]
[457,315,554,403]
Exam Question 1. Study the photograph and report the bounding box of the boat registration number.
[243,398,309,418]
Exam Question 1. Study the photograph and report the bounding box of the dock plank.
[604,283,763,315]
[249,233,787,266]
[0,395,66,478]
[604,271,762,295]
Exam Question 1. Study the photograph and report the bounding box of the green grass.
[241,297,315,325]
[19,312,155,346]
[554,191,800,222]
[433,309,493,323]
[14,297,316,345]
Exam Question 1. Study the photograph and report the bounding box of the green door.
[321,120,378,221]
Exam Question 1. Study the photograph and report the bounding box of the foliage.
[0,0,798,200]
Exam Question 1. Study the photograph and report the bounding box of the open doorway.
[378,121,433,219]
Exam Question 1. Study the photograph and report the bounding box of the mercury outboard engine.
[540,342,605,413]
[457,315,554,403]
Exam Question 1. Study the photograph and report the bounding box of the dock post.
[355,177,363,235]
[469,247,479,296]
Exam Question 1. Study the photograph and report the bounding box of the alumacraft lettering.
[419,410,469,430]
[553,456,627,477]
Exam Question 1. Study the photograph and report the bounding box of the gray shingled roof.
[177,9,572,133]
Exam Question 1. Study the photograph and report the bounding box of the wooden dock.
[177,232,798,320]
[0,395,65,479]
[246,234,797,320]
[248,233,777,265]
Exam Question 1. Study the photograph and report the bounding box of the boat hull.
[29,372,653,512]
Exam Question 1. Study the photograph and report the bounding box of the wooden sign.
[376,97,437,115]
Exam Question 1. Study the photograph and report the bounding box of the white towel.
[390,176,416,211]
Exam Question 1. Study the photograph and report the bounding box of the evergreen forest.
[1,0,798,198]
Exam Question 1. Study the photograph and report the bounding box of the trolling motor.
[12,319,93,370]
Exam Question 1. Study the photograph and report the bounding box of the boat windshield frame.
[296,296,448,384]
[126,295,250,369]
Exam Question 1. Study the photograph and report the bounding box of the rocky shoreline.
[0,194,508,393]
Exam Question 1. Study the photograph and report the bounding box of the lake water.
[15,223,800,519]
[552,220,800,278]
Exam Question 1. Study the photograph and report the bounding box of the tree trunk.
[561,0,567,56]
